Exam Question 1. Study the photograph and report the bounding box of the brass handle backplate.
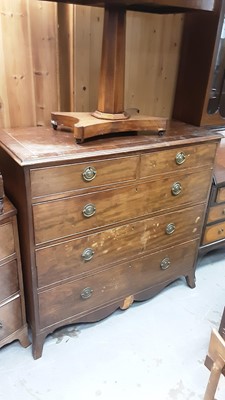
[171,182,182,196]
[82,166,97,182]
[82,248,94,261]
[166,223,176,235]
[83,203,96,218]
[80,287,93,299]
[175,152,186,165]
[160,257,171,270]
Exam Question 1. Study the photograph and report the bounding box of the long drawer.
[38,240,198,328]
[33,168,212,244]
[36,204,205,288]
[0,260,19,302]
[0,296,22,340]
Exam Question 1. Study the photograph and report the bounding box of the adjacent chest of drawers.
[0,196,30,351]
[200,137,225,255]
[0,122,220,358]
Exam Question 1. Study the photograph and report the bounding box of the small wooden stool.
[204,328,225,400]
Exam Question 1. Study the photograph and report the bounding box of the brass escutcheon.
[166,223,176,235]
[82,248,94,261]
[82,166,97,182]
[171,181,182,196]
[83,203,96,218]
[160,257,171,270]
[175,151,186,165]
[80,287,93,300]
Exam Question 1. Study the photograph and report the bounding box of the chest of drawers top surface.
[0,121,221,167]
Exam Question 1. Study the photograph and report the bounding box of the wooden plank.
[28,0,59,127]
[0,0,36,127]
[125,11,183,117]
[57,2,74,112]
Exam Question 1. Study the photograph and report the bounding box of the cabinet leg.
[185,271,196,289]
[18,326,31,348]
[32,333,46,360]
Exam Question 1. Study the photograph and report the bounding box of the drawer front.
[30,156,138,199]
[140,143,217,178]
[39,240,198,329]
[0,222,15,261]
[0,260,19,303]
[36,204,205,288]
[207,204,225,223]
[0,297,22,340]
[33,168,212,244]
[202,221,225,245]
[216,187,225,204]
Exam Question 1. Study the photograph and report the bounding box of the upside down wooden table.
[41,0,217,142]
[0,121,220,358]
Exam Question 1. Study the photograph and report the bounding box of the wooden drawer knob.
[80,287,93,300]
[82,248,94,261]
[82,166,97,182]
[83,203,96,218]
[171,181,182,196]
[218,228,224,234]
[175,151,186,165]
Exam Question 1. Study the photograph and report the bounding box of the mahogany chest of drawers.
[200,137,225,255]
[0,195,30,351]
[0,122,220,358]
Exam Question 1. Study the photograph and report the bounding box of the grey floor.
[0,249,225,400]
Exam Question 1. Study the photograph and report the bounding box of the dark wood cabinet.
[0,196,30,351]
[173,0,225,127]
[0,122,220,358]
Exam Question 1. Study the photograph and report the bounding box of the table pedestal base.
[51,111,167,143]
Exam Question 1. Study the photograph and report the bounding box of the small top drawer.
[140,143,217,178]
[30,156,138,199]
[216,187,225,204]
[0,222,15,261]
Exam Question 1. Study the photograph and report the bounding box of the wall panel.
[0,1,183,129]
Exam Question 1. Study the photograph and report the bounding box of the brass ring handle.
[83,203,96,218]
[175,152,186,165]
[160,257,171,270]
[82,248,94,261]
[82,166,97,182]
[171,182,182,196]
[0,322,3,329]
[80,287,93,299]
[166,223,176,235]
